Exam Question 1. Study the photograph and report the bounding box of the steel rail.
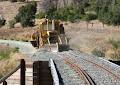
[64,58,95,85]
[69,52,120,80]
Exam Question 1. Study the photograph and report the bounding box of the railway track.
[61,51,120,84]
[68,51,120,80]
[64,58,96,85]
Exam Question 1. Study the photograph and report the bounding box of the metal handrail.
[0,64,21,83]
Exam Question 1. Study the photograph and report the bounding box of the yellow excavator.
[30,18,68,52]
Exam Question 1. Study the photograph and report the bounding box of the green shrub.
[0,47,19,60]
[9,19,16,28]
[36,12,45,19]
[0,18,6,27]
[84,12,97,21]
[92,48,105,57]
[12,47,19,52]
[45,6,82,22]
[0,49,10,60]
[17,0,25,2]
[109,39,120,49]
[106,49,120,61]
[15,2,37,27]
[0,75,2,79]
[95,0,120,26]
[9,0,17,2]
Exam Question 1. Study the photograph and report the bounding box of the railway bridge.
[0,40,120,85]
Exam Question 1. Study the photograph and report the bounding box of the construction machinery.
[30,19,68,52]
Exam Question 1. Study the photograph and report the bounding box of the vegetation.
[0,47,19,60]
[37,5,85,22]
[84,12,97,21]
[106,39,120,60]
[36,12,46,19]
[106,49,120,61]
[96,0,120,26]
[9,0,25,2]
[36,0,120,25]
[0,45,24,78]
[9,0,17,2]
[0,18,6,27]
[17,0,25,2]
[15,2,37,27]
[9,19,16,28]
[92,48,105,57]
[109,39,120,50]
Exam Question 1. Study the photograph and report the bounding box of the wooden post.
[3,81,7,85]
[20,59,26,85]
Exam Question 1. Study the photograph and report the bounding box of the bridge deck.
[33,61,53,85]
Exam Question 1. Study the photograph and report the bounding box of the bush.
[12,47,19,52]
[45,6,82,22]
[9,19,16,28]
[17,0,25,2]
[0,49,10,60]
[9,0,17,2]
[15,2,37,27]
[92,48,105,57]
[0,47,19,60]
[109,39,120,49]
[106,49,120,61]
[96,0,120,26]
[0,18,6,27]
[36,12,45,19]
[9,0,25,2]
[84,12,97,21]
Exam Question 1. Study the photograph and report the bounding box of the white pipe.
[49,59,59,85]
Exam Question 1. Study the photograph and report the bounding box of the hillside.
[0,1,120,61]
[64,20,120,60]
[0,1,25,24]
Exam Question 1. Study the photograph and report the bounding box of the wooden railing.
[0,59,26,85]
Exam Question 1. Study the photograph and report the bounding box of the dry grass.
[0,28,35,41]
[0,45,25,78]
[64,20,120,60]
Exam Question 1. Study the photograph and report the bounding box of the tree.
[95,0,120,26]
[110,5,120,26]
[15,2,37,27]
[0,16,6,27]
